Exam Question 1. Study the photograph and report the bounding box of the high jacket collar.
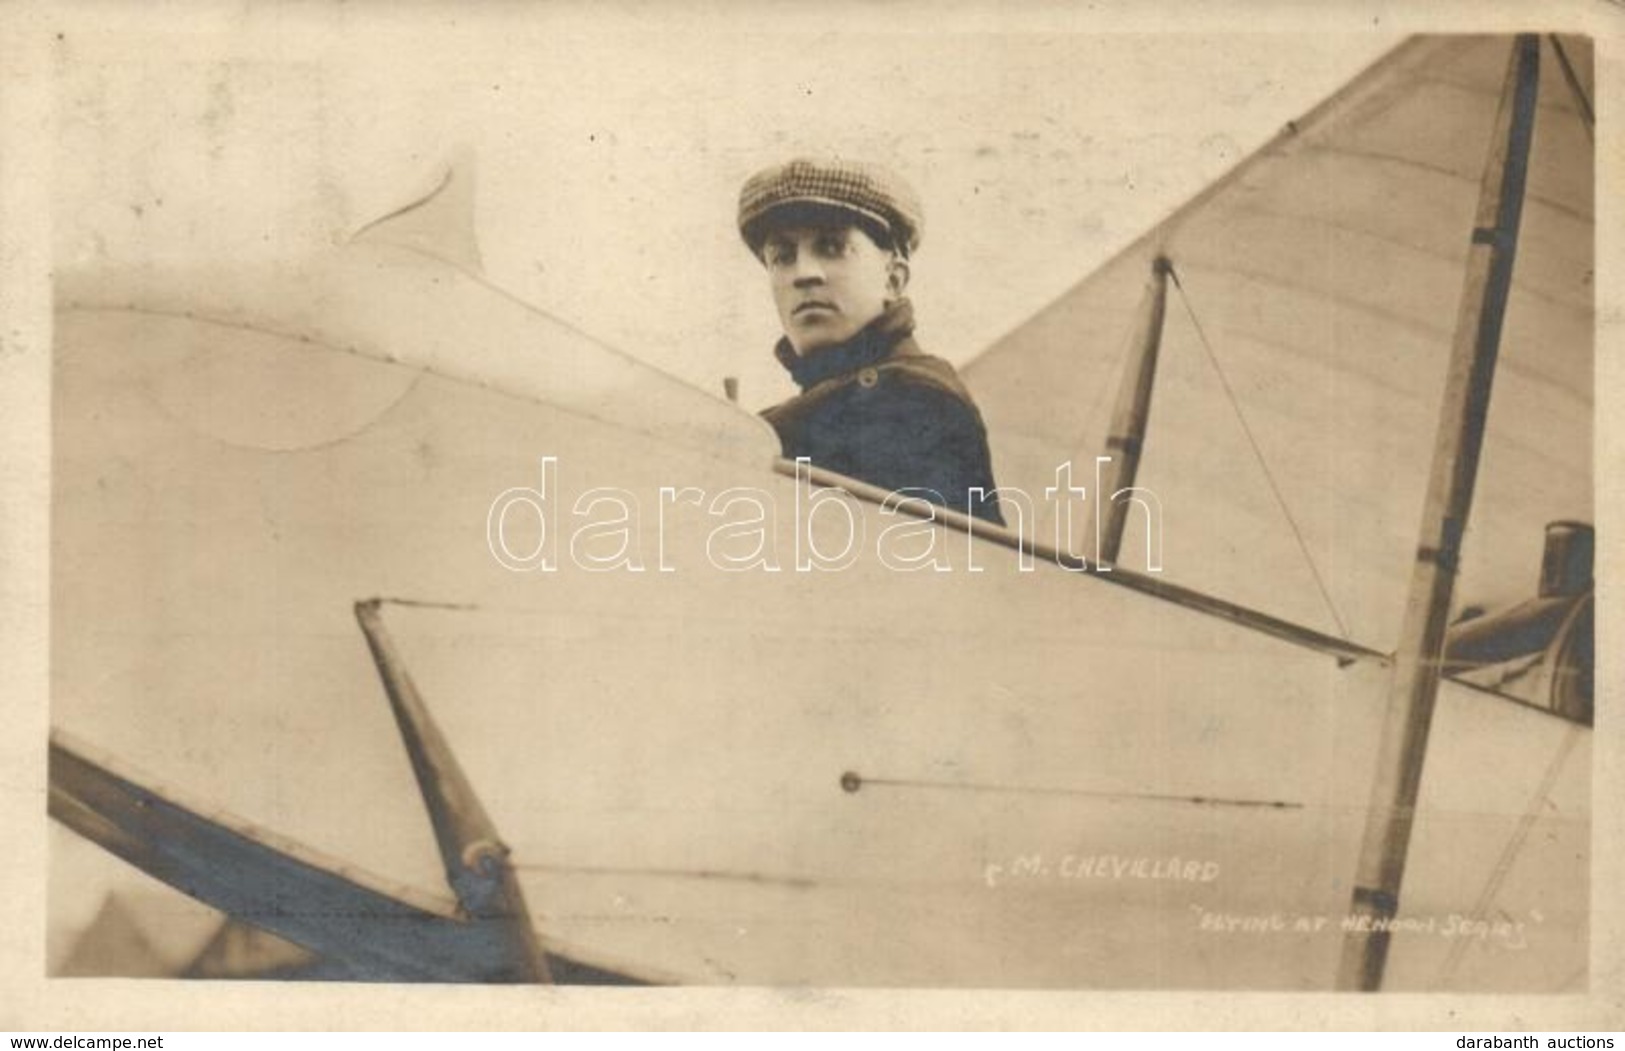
[774,298,916,392]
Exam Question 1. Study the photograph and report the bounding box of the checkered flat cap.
[738,158,923,257]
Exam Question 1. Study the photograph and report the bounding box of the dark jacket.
[761,300,1005,525]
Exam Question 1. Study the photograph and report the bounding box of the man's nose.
[790,255,826,285]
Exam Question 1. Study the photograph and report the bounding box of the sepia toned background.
[45,17,1399,411]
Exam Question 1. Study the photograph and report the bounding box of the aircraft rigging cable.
[1548,35,1594,142]
[1431,722,1586,988]
[837,770,1303,811]
[1165,261,1352,640]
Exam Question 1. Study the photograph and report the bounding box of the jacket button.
[857,367,879,388]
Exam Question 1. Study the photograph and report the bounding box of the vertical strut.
[1093,255,1171,565]
[1335,34,1541,992]
[355,598,552,983]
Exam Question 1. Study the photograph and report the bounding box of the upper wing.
[963,35,1593,652]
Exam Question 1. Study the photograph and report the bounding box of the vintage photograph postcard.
[2,0,1620,1031]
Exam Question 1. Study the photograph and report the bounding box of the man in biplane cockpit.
[738,157,1005,525]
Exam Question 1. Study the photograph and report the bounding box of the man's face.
[762,223,906,355]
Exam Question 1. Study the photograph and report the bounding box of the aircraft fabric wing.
[50,732,648,984]
[962,35,1593,651]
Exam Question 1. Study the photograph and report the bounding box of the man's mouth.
[794,301,836,317]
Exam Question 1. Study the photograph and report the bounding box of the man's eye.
[815,235,846,256]
[766,246,794,266]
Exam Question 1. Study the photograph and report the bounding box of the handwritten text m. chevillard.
[485,456,1163,574]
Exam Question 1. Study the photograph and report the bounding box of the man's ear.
[886,255,911,299]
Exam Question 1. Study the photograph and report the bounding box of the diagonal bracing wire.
[1166,262,1352,639]
[1432,723,1586,988]
[1548,35,1594,143]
